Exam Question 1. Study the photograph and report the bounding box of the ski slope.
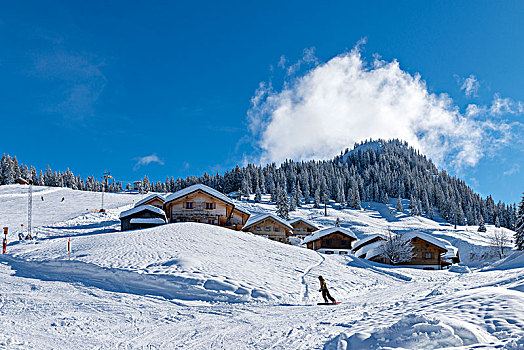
[0,185,522,349]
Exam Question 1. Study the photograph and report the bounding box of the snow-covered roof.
[129,218,166,225]
[302,227,357,245]
[233,204,251,216]
[165,184,234,205]
[134,194,165,207]
[355,240,384,259]
[119,205,166,219]
[243,213,293,231]
[401,232,451,251]
[288,218,319,230]
[352,234,386,251]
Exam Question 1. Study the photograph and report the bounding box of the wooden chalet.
[302,227,357,255]
[120,205,167,231]
[288,218,319,236]
[242,213,294,243]
[15,177,29,185]
[135,194,165,209]
[163,184,250,230]
[359,232,457,270]
[397,232,450,270]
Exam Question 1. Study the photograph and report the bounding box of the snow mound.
[8,223,326,304]
[449,264,472,273]
[325,314,497,350]
[483,251,524,271]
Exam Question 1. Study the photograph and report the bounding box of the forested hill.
[0,139,517,229]
[164,139,517,230]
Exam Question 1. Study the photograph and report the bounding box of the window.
[205,202,214,210]
[339,251,348,255]
[295,228,300,232]
[256,226,261,231]
[265,226,270,231]
[425,252,432,259]
[324,238,333,246]
[324,251,334,254]
[207,219,215,225]
[185,202,194,209]
[274,226,280,232]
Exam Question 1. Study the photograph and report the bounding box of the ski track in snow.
[0,185,522,349]
[299,252,325,304]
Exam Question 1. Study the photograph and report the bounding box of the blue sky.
[0,1,522,203]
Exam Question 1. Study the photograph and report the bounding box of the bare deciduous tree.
[378,229,415,264]
[490,229,510,259]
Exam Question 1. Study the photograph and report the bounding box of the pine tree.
[241,175,251,199]
[396,197,403,212]
[303,185,310,205]
[276,187,290,220]
[296,182,303,207]
[478,215,487,233]
[409,196,419,216]
[289,191,297,212]
[515,193,524,250]
[254,183,262,203]
[289,182,298,211]
[313,188,321,209]
[348,187,361,210]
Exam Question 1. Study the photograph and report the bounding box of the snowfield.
[0,185,522,349]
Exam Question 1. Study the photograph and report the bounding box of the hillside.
[1,140,517,232]
[0,185,522,349]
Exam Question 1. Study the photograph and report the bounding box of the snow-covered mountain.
[0,184,522,349]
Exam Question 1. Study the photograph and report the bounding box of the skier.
[318,275,336,304]
[18,231,24,241]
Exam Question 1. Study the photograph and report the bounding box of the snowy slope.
[0,184,150,239]
[0,185,522,349]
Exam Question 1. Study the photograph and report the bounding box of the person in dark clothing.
[318,275,336,303]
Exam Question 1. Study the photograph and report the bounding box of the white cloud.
[489,94,524,116]
[278,55,287,69]
[503,163,520,176]
[247,46,521,170]
[458,74,479,97]
[466,94,524,119]
[286,47,318,76]
[133,154,164,170]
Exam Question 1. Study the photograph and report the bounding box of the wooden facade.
[243,215,293,243]
[289,218,319,236]
[135,194,165,209]
[305,232,356,252]
[400,236,447,269]
[164,187,249,230]
[15,177,29,185]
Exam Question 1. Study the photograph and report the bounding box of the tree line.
[1,139,522,237]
